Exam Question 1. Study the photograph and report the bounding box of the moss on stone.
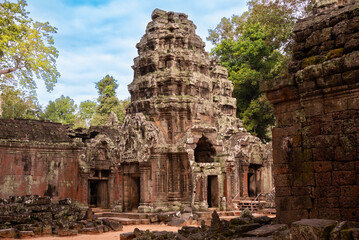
[322,48,344,62]
[302,56,322,69]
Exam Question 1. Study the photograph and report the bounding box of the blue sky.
[26,0,248,107]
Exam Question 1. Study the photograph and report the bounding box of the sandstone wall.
[0,119,121,207]
[0,120,83,201]
[261,2,359,224]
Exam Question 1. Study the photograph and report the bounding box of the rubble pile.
[121,211,359,240]
[0,195,122,238]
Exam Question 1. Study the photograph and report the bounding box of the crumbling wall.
[0,120,83,201]
[0,119,121,208]
[261,1,359,224]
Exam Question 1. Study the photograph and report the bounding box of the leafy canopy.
[43,95,77,125]
[0,0,59,92]
[209,0,313,142]
[0,86,42,119]
[92,75,129,126]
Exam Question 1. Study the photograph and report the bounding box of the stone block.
[332,170,356,185]
[313,161,332,172]
[341,208,359,221]
[291,219,337,240]
[317,197,340,208]
[120,232,136,240]
[315,172,332,186]
[243,224,288,237]
[0,228,15,238]
[332,161,355,171]
[18,230,35,238]
[273,229,290,240]
[344,51,359,71]
[341,185,359,196]
[317,74,343,89]
[57,228,78,236]
[342,69,359,85]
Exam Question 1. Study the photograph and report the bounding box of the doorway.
[125,176,141,211]
[88,180,109,208]
[207,175,218,208]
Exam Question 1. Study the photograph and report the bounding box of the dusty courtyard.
[35,225,180,240]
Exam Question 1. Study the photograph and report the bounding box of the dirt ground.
[34,225,181,240]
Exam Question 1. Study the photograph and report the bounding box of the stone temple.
[0,9,273,212]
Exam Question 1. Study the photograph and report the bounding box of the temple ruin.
[0,9,273,213]
[261,0,359,225]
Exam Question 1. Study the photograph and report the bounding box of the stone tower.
[117,9,273,212]
[127,9,238,142]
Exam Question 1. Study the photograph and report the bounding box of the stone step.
[98,217,150,225]
[97,212,152,219]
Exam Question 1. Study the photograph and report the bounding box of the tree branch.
[0,66,24,75]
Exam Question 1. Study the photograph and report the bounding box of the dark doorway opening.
[126,176,141,211]
[248,164,261,197]
[207,175,218,208]
[248,172,256,197]
[88,180,109,208]
[195,136,216,163]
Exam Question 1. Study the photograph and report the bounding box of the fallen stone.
[108,220,123,231]
[254,216,272,224]
[272,229,290,240]
[168,217,185,226]
[230,217,252,226]
[243,224,288,237]
[120,232,136,240]
[18,230,35,238]
[79,227,103,234]
[0,228,15,238]
[234,223,261,234]
[291,219,337,240]
[57,228,78,236]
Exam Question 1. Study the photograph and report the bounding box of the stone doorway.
[207,175,218,208]
[125,175,141,211]
[248,164,261,197]
[88,180,109,208]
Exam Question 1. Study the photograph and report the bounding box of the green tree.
[43,95,77,124]
[92,75,120,126]
[208,0,313,141]
[91,75,130,126]
[0,86,42,119]
[0,0,59,92]
[76,100,97,128]
[117,98,130,123]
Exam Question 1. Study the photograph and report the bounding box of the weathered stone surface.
[120,232,136,240]
[18,230,35,238]
[0,228,15,238]
[291,219,337,240]
[261,0,359,225]
[243,224,288,237]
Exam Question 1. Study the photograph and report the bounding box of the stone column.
[79,173,89,205]
[138,163,151,212]
[240,162,249,198]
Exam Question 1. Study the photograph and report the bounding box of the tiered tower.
[127,9,238,143]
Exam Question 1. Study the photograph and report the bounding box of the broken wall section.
[261,2,359,224]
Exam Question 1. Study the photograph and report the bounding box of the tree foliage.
[76,100,96,128]
[43,95,77,124]
[92,75,129,126]
[0,0,59,92]
[209,0,313,141]
[0,86,42,119]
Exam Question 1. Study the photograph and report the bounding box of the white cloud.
[27,0,248,107]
